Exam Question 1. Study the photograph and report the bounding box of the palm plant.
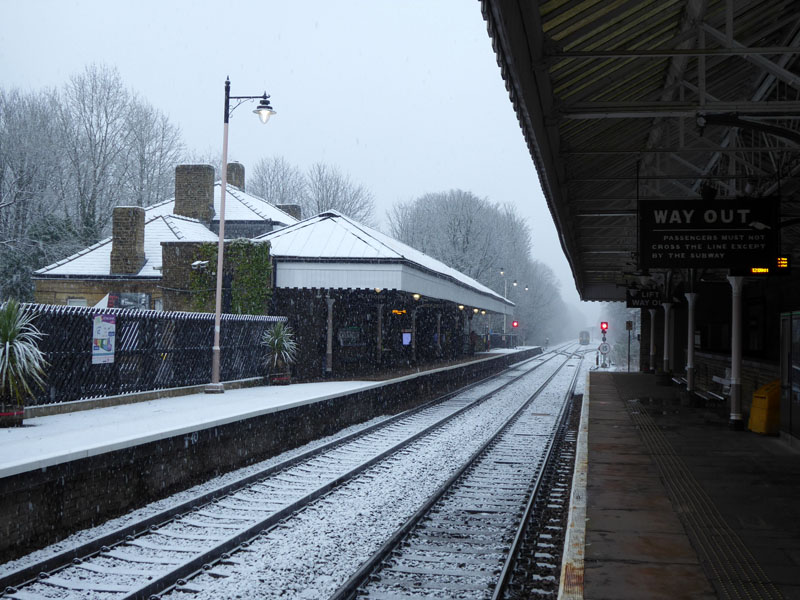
[261,321,298,375]
[0,300,48,419]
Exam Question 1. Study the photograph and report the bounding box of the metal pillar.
[685,292,698,392]
[376,303,383,365]
[325,296,335,374]
[412,309,417,362]
[727,276,744,429]
[436,312,442,356]
[649,308,657,373]
[662,302,673,374]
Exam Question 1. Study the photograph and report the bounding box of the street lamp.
[206,77,276,394]
[499,267,527,335]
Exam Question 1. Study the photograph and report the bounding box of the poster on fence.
[92,314,116,364]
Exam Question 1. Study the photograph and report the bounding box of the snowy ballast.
[256,210,514,315]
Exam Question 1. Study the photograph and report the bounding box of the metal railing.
[23,304,286,406]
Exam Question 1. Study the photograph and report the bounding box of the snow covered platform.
[0,347,541,561]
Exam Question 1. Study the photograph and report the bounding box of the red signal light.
[511,320,519,328]
[600,321,608,332]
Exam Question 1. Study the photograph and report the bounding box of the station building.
[31,163,514,381]
[32,163,299,310]
[256,210,513,379]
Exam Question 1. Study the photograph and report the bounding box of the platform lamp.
[206,77,276,394]
[499,268,518,334]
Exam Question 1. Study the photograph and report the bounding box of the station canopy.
[481,0,800,300]
[255,210,514,315]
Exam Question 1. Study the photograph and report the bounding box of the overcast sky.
[1,0,590,310]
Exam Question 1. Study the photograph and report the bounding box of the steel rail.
[328,348,581,600]
[491,351,583,599]
[136,350,565,600]
[1,347,563,599]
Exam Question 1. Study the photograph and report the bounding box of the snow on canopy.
[255,210,513,314]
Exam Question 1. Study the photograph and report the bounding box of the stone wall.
[33,278,162,309]
[160,241,209,311]
[0,348,542,562]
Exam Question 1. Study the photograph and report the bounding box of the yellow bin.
[748,380,780,435]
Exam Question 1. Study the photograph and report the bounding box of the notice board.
[639,198,779,269]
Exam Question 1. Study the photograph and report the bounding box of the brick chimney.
[110,206,146,274]
[226,162,245,191]
[174,164,214,223]
[277,204,302,221]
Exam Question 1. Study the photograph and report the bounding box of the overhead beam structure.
[482,0,800,300]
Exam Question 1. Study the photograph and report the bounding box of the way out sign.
[639,198,778,269]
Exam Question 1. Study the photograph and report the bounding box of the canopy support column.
[727,276,744,430]
[685,292,698,392]
[325,296,335,374]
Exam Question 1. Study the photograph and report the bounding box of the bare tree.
[56,63,132,244]
[388,189,580,344]
[249,156,306,205]
[388,190,501,282]
[0,64,186,300]
[302,162,375,224]
[123,99,184,207]
[0,88,77,299]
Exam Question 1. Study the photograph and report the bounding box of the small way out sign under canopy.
[639,198,779,269]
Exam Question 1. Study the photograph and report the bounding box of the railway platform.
[566,371,800,600]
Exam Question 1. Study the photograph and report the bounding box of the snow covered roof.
[35,182,297,279]
[146,182,300,225]
[256,211,513,314]
[35,214,219,278]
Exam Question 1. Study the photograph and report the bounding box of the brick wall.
[0,348,542,562]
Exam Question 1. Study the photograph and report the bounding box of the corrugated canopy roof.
[482,0,800,300]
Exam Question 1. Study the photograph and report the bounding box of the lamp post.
[499,267,519,334]
[206,77,275,394]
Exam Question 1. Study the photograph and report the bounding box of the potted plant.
[261,322,298,385]
[0,300,48,427]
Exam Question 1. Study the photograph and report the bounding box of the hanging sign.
[639,198,779,269]
[92,314,116,364]
[626,289,662,308]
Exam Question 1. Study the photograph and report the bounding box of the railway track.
[330,350,583,599]
[1,347,572,600]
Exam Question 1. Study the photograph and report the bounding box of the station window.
[66,298,87,307]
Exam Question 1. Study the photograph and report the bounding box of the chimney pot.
[110,206,146,274]
[276,204,302,221]
[175,164,215,222]
[227,162,245,191]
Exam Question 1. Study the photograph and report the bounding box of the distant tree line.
[388,190,582,346]
[248,157,375,226]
